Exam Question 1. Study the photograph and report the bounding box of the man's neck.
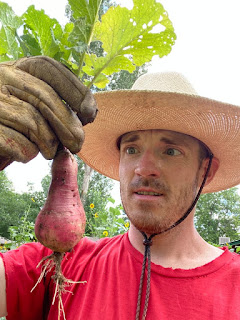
[128,221,223,270]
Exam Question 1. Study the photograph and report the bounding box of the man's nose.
[134,151,160,177]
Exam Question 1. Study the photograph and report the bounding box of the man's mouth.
[135,191,162,196]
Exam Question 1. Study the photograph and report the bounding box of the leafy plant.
[86,197,129,238]
[0,171,44,238]
[0,0,176,88]
[2,207,36,251]
[8,208,36,247]
[195,187,240,243]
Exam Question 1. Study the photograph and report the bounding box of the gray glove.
[0,56,97,170]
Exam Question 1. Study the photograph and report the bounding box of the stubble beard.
[121,176,199,235]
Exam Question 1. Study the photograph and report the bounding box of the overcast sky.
[3,0,240,199]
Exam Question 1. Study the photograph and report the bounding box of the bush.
[1,209,36,252]
[85,198,130,238]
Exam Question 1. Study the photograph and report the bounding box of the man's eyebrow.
[118,132,193,148]
[121,134,140,144]
[160,136,190,147]
[160,137,177,145]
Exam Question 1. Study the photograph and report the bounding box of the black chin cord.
[135,233,155,320]
[135,154,213,320]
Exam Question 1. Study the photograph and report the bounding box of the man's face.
[119,129,206,234]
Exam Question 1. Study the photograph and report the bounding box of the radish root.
[31,251,86,320]
[32,148,87,319]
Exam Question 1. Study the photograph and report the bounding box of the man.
[0,58,240,319]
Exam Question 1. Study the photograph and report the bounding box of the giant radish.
[32,147,86,319]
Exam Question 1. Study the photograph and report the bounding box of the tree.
[0,169,13,190]
[0,171,43,238]
[195,187,240,244]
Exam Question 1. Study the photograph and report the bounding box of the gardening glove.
[0,56,97,171]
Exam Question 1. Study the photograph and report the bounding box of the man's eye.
[126,147,138,154]
[165,148,181,156]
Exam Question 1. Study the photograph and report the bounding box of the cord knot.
[143,238,153,246]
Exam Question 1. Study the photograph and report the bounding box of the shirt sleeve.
[0,242,52,320]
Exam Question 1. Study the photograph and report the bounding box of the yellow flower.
[31,197,35,202]
[125,222,130,228]
[103,231,109,237]
[90,203,95,209]
[94,213,99,218]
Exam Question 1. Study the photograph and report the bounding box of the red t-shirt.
[1,233,240,319]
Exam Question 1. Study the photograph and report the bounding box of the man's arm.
[0,257,7,317]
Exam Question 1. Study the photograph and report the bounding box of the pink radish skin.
[35,148,86,252]
[32,148,86,320]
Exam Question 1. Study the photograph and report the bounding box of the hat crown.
[132,72,198,95]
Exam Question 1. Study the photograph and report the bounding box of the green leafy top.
[0,0,176,89]
[69,0,102,24]
[0,2,23,59]
[75,0,176,87]
[23,6,63,57]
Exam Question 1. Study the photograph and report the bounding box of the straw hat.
[78,72,240,193]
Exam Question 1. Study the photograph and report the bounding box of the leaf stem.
[76,0,103,79]
[15,31,30,57]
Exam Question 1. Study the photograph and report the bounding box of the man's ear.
[201,157,219,186]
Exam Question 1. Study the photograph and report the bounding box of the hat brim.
[78,90,240,193]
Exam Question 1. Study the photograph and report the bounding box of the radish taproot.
[32,147,86,319]
[35,147,86,251]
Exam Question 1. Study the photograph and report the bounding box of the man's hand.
[0,56,97,170]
